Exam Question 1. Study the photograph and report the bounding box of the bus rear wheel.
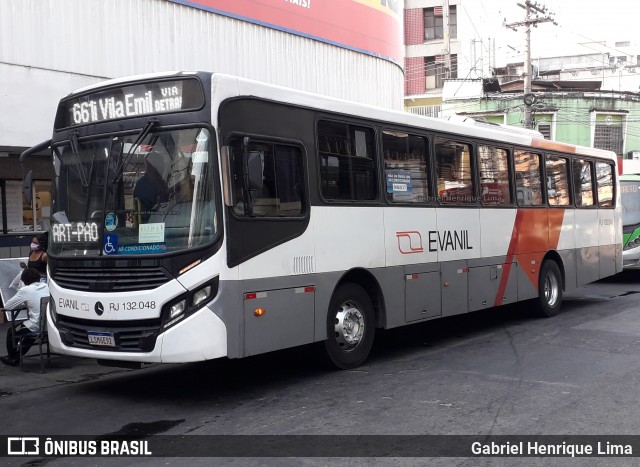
[535,260,563,317]
[323,283,375,370]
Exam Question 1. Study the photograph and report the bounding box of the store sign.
[56,79,205,128]
[169,0,403,64]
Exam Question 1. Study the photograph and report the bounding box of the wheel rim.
[544,271,559,307]
[333,300,365,352]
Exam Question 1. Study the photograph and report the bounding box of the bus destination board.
[56,78,205,129]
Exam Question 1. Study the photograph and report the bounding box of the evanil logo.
[8,437,39,455]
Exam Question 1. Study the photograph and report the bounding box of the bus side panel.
[575,209,600,285]
[598,208,617,279]
[383,207,438,267]
[441,260,469,317]
[370,266,407,328]
[557,209,577,291]
[404,268,441,322]
[558,249,578,292]
[243,285,315,357]
[383,206,439,328]
[314,206,385,272]
[479,209,517,258]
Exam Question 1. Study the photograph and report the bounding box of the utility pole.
[442,0,451,80]
[504,1,556,128]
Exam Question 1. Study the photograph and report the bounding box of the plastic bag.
[9,270,23,291]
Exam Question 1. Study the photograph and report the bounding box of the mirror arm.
[20,139,51,163]
[242,137,253,215]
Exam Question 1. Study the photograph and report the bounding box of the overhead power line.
[503,1,557,129]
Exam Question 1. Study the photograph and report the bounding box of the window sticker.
[118,243,167,255]
[105,212,118,232]
[386,171,413,193]
[139,223,165,243]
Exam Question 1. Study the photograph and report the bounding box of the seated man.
[0,268,49,367]
[134,151,171,215]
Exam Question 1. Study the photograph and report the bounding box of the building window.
[594,114,624,155]
[538,124,551,140]
[426,55,457,89]
[424,6,457,41]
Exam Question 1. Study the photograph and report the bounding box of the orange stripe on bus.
[530,139,577,153]
[494,210,523,306]
[494,208,566,306]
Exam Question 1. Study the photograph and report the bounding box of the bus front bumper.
[48,305,227,363]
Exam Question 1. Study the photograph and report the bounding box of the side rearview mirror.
[247,151,264,192]
[23,170,33,206]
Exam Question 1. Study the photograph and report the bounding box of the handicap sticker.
[103,234,119,255]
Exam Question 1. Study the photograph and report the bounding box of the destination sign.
[52,222,100,243]
[55,78,205,128]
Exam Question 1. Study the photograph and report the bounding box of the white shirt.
[3,282,49,332]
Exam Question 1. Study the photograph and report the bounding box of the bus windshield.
[621,180,640,227]
[50,127,217,256]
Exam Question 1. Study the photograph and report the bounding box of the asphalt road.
[3,271,640,466]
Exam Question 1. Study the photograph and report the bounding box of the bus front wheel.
[535,260,563,317]
[323,283,375,369]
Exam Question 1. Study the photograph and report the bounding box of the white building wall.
[0,0,403,149]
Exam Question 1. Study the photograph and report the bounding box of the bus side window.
[573,159,595,207]
[478,145,511,206]
[382,130,429,204]
[435,138,474,204]
[545,155,570,206]
[229,138,304,217]
[514,150,543,206]
[318,120,376,201]
[596,162,614,207]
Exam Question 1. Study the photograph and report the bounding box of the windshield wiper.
[69,130,93,190]
[112,118,159,183]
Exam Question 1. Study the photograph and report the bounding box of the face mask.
[30,243,41,251]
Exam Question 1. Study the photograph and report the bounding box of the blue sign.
[117,243,167,255]
[386,170,413,194]
[103,234,119,255]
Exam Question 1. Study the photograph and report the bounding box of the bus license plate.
[87,332,115,347]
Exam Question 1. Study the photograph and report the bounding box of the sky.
[461,0,637,68]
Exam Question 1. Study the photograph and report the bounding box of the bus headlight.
[162,277,219,330]
[624,237,640,251]
[192,285,212,307]
[169,300,186,319]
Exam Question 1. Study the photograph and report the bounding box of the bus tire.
[535,260,563,317]
[323,283,375,370]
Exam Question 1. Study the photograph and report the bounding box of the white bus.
[24,72,621,369]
